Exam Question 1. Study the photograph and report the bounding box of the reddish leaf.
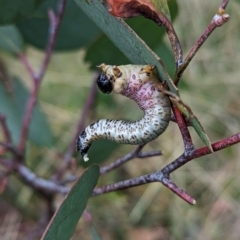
[106,0,171,23]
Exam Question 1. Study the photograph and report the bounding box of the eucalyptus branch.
[93,132,240,204]
[154,15,183,68]
[17,0,67,155]
[7,131,240,204]
[164,22,183,68]
[174,0,230,85]
[100,144,162,175]
[15,163,69,195]
[161,178,196,205]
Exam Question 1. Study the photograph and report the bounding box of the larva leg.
[77,64,171,161]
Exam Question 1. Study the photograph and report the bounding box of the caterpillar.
[77,64,171,162]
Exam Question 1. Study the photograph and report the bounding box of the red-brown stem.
[17,0,67,155]
[156,15,183,69]
[161,178,196,205]
[174,0,230,85]
[221,0,230,9]
[174,24,216,85]
[165,26,183,68]
[163,132,240,174]
[172,104,194,153]
[0,114,12,143]
[53,76,98,180]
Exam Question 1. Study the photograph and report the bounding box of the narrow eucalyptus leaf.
[41,164,100,240]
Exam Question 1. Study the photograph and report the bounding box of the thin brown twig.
[174,0,230,85]
[100,144,162,175]
[59,147,162,183]
[154,15,183,69]
[171,104,194,154]
[161,178,196,204]
[17,0,67,155]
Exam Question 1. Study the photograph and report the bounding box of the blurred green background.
[0,0,240,239]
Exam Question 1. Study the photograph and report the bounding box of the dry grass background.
[1,0,240,239]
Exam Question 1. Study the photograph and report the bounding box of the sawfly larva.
[77,64,171,161]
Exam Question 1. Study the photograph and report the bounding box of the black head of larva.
[97,73,113,94]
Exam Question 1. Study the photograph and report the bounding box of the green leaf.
[189,117,213,152]
[0,82,21,144]
[85,16,166,69]
[41,164,100,240]
[0,25,23,54]
[17,0,101,50]
[154,42,175,77]
[170,97,213,152]
[12,77,54,147]
[0,0,45,25]
[75,0,178,94]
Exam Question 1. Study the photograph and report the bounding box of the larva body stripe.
[77,64,171,161]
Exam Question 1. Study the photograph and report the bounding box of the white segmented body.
[77,64,171,161]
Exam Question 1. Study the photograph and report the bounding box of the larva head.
[97,63,126,94]
[97,73,113,94]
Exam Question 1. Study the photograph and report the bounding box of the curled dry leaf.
[105,0,183,68]
[105,0,171,23]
